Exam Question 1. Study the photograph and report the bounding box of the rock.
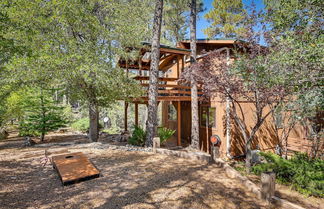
[0,130,9,140]
[24,137,36,147]
[118,131,130,142]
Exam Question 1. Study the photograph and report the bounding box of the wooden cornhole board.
[52,152,100,185]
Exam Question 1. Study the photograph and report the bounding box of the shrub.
[158,127,175,144]
[128,125,146,146]
[252,152,324,197]
[71,118,103,133]
[71,118,89,132]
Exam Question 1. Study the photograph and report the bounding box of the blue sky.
[196,0,265,39]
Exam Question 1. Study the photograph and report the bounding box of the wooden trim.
[136,96,192,101]
[119,64,150,70]
[141,84,192,89]
[180,40,236,44]
[160,47,191,55]
[134,76,178,82]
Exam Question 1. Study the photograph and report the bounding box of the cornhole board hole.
[52,152,100,185]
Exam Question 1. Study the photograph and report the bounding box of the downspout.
[225,48,232,159]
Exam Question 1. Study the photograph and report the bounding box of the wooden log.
[261,172,276,201]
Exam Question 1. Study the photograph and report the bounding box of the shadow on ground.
[0,149,274,209]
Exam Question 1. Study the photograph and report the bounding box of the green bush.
[158,127,175,144]
[128,125,146,146]
[71,118,103,132]
[252,152,324,197]
[128,126,175,147]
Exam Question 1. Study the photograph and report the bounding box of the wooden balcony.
[119,43,204,102]
[133,77,203,102]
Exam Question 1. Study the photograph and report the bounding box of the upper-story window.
[200,106,216,128]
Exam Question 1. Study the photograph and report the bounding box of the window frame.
[200,106,216,129]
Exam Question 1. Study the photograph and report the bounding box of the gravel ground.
[0,136,276,209]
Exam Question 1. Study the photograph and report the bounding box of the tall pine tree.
[204,0,245,38]
[146,0,164,146]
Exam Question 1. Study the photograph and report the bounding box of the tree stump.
[153,137,160,153]
[261,172,276,201]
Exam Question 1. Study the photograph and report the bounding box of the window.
[168,104,177,121]
[200,106,216,128]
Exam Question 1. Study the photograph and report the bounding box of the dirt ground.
[0,133,317,209]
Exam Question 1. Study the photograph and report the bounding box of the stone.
[153,137,160,153]
[118,131,130,142]
[0,130,9,140]
[24,137,36,147]
[261,172,276,201]
[210,146,220,162]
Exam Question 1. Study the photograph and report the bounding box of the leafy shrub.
[158,127,175,144]
[128,126,175,147]
[102,127,119,134]
[128,125,146,146]
[71,118,103,132]
[252,152,324,197]
[71,118,89,132]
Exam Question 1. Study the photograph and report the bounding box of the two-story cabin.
[119,39,318,158]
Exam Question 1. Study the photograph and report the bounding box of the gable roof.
[180,38,238,45]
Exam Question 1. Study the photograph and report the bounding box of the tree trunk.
[40,133,45,142]
[190,0,199,150]
[40,87,46,142]
[89,101,99,142]
[146,0,164,147]
[245,139,252,172]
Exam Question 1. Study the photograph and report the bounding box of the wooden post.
[181,56,184,72]
[135,103,139,126]
[124,102,128,131]
[261,172,276,201]
[139,56,142,77]
[177,56,180,78]
[177,101,181,146]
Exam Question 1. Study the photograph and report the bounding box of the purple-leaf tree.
[182,7,290,171]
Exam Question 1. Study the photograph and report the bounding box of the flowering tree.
[182,7,289,170]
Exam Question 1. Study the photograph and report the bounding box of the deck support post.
[181,56,185,72]
[177,101,181,146]
[124,102,128,131]
[177,56,180,79]
[135,103,139,126]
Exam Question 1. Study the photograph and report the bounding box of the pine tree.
[190,0,199,150]
[162,0,204,45]
[19,87,67,141]
[204,0,245,38]
[146,0,164,146]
